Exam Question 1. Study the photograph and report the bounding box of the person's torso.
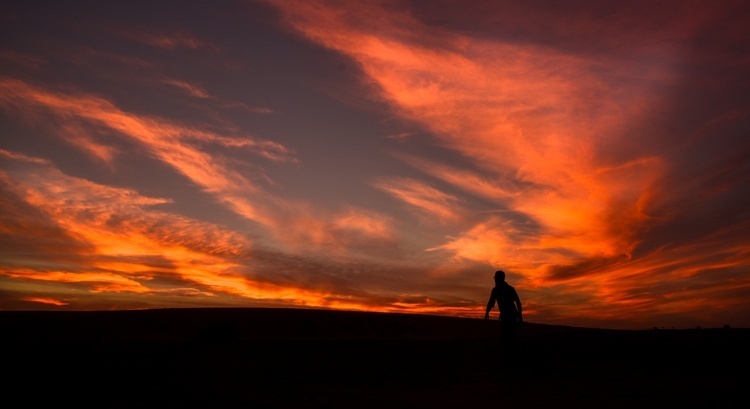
[495,284,518,316]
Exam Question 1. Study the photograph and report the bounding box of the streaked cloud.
[1,0,748,329]
[125,30,212,51]
[0,149,415,312]
[265,0,750,328]
[374,177,463,222]
[0,77,294,227]
[162,78,214,99]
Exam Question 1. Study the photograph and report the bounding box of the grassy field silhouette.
[4,308,747,408]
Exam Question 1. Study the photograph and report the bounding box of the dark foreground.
[4,308,748,408]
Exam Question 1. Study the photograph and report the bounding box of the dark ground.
[3,308,748,408]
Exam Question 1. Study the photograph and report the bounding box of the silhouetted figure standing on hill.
[485,270,523,362]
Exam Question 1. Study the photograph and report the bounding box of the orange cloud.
[390,152,521,201]
[269,0,669,271]
[5,268,151,293]
[162,78,214,99]
[374,177,463,222]
[125,31,210,50]
[0,150,407,312]
[0,77,415,272]
[0,78,295,226]
[20,297,70,307]
[333,206,393,240]
[2,0,747,328]
[256,0,750,329]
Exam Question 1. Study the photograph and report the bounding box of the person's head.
[494,270,506,282]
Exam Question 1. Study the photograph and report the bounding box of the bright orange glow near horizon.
[1,0,749,329]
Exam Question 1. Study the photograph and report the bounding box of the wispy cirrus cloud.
[389,151,524,201]
[0,78,437,312]
[0,149,409,311]
[265,0,750,328]
[0,77,294,226]
[332,206,393,241]
[0,50,47,70]
[2,0,748,329]
[0,76,403,260]
[124,30,212,51]
[266,0,669,266]
[374,177,463,223]
[0,149,245,296]
[162,78,214,99]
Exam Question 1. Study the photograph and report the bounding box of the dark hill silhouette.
[4,308,748,408]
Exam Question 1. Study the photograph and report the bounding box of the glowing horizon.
[1,0,749,329]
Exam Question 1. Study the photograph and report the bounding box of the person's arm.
[485,289,495,320]
[514,290,523,324]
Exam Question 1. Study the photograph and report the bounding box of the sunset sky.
[2,0,749,329]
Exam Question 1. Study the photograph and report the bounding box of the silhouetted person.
[485,269,523,362]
